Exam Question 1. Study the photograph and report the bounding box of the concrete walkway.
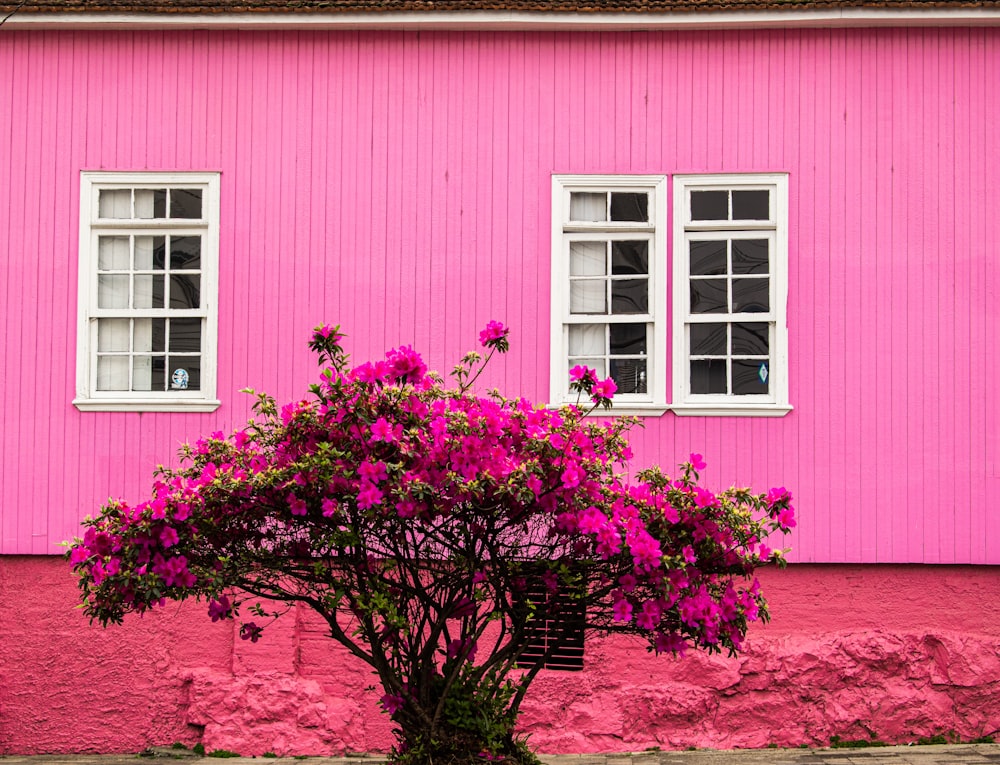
[2,745,1000,765]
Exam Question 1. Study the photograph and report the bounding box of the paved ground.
[3,745,1000,765]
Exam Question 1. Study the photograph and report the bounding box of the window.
[514,574,586,672]
[672,174,790,416]
[550,175,668,415]
[74,172,220,412]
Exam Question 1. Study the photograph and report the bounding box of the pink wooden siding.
[1,27,997,563]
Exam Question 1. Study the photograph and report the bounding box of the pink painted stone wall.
[3,557,998,755]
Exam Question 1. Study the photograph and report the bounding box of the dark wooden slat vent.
[515,577,585,671]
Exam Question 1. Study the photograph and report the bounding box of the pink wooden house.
[2,0,999,754]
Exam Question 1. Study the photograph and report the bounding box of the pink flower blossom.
[591,377,618,401]
[689,453,707,471]
[478,320,509,348]
[288,494,308,516]
[612,598,633,623]
[240,622,262,642]
[380,693,405,715]
[159,526,180,548]
[208,596,232,622]
[569,365,597,385]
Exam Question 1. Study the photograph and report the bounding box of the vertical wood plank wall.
[0,27,997,563]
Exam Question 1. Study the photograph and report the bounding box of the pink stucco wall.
[3,558,998,754]
[1,27,999,563]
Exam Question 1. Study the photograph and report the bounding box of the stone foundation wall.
[2,558,998,755]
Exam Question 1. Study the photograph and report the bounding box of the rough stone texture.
[2,559,999,755]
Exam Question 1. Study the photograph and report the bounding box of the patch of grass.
[192,744,206,756]
[829,735,886,749]
[970,736,995,744]
[207,750,242,758]
[916,734,951,746]
[172,744,190,751]
[262,754,278,759]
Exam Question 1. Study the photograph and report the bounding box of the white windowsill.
[669,403,793,417]
[73,398,222,413]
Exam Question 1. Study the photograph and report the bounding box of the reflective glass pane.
[690,323,726,355]
[610,359,647,394]
[611,241,648,275]
[570,281,606,314]
[569,242,606,276]
[690,241,727,275]
[690,190,728,220]
[567,358,606,379]
[690,359,727,394]
[609,323,646,355]
[98,237,130,270]
[732,239,769,275]
[132,355,153,391]
[134,275,165,309]
[97,275,129,309]
[732,190,769,220]
[151,356,166,391]
[170,236,202,270]
[690,278,727,313]
[610,193,648,222]
[97,319,130,352]
[568,324,605,356]
[170,189,203,219]
[97,356,129,391]
[731,323,769,355]
[169,274,201,309]
[134,318,166,353]
[732,279,769,313]
[733,360,769,395]
[168,356,201,391]
[98,190,132,219]
[169,318,201,352]
[569,193,607,222]
[134,236,165,270]
[611,279,648,314]
[135,189,167,219]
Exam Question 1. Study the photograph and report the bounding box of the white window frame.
[550,175,668,416]
[671,173,791,417]
[74,171,221,412]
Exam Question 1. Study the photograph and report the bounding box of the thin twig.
[0,0,28,28]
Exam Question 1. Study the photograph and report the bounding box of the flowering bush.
[69,323,792,765]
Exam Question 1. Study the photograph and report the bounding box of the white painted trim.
[669,403,793,417]
[73,398,222,412]
[5,7,1000,30]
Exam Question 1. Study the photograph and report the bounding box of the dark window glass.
[732,190,769,220]
[610,193,648,222]
[611,241,648,275]
[732,279,769,313]
[149,318,166,353]
[611,279,648,314]
[151,275,165,309]
[170,236,201,270]
[733,360,769,395]
[170,189,203,219]
[691,323,727,355]
[691,359,727,394]
[691,190,728,220]
[610,323,647,355]
[690,279,727,313]
[690,241,727,275]
[169,318,201,352]
[170,274,201,309]
[731,323,769,355]
[151,355,166,391]
[610,359,647,394]
[732,239,769,274]
[151,236,167,270]
[167,355,201,391]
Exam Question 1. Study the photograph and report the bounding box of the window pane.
[98,237,130,271]
[611,241,648,275]
[611,279,648,314]
[170,189,203,219]
[134,275,165,309]
[134,318,166,353]
[609,323,646,354]
[731,323,769,355]
[567,358,606,379]
[690,240,727,275]
[98,190,132,219]
[690,279,727,313]
[690,359,727,394]
[169,274,201,309]
[97,319,130,352]
[97,356,130,391]
[732,190,769,220]
[733,360,769,395]
[135,189,167,219]
[568,324,604,356]
[732,279,769,313]
[732,239,769,275]
[98,275,129,309]
[691,190,728,220]
[610,359,647,394]
[133,355,153,391]
[168,356,200,391]
[170,236,202,270]
[569,193,606,222]
[610,193,648,222]
[690,322,726,355]
[570,281,606,314]
[151,356,166,391]
[570,242,606,276]
[169,318,201,352]
[134,236,165,270]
